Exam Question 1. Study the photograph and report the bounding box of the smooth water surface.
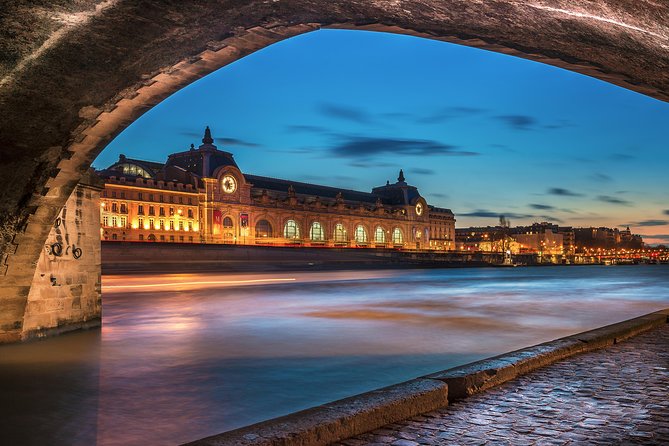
[1,265,668,445]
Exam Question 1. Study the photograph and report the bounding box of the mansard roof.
[244,174,382,204]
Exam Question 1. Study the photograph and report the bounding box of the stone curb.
[183,378,448,446]
[183,309,669,446]
[426,309,669,400]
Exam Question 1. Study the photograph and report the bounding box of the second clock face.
[222,175,237,194]
[416,202,423,216]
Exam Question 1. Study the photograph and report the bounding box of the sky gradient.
[95,29,669,244]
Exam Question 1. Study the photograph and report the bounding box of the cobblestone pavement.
[334,324,669,446]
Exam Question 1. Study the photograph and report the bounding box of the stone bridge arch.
[1,0,668,342]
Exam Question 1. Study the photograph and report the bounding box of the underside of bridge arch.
[0,0,668,342]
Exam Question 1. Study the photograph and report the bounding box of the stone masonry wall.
[21,182,102,340]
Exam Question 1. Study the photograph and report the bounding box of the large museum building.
[97,128,456,250]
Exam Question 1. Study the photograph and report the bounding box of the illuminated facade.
[98,127,456,249]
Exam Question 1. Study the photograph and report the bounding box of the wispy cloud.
[547,187,584,197]
[589,173,613,182]
[409,168,436,175]
[318,103,373,124]
[543,119,573,130]
[530,203,555,210]
[495,115,537,131]
[644,234,669,243]
[330,136,478,158]
[286,124,328,133]
[416,106,487,124]
[597,195,632,206]
[460,209,532,219]
[215,137,260,147]
[430,193,449,199]
[624,220,669,227]
[610,153,636,161]
[664,210,669,215]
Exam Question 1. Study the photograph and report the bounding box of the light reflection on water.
[1,265,668,445]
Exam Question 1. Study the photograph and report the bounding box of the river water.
[1,265,668,445]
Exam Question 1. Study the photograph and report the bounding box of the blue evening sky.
[95,29,669,244]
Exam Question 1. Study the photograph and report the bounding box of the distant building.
[573,226,643,250]
[97,127,456,249]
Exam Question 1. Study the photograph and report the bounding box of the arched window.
[310,222,324,241]
[354,225,368,243]
[223,216,233,228]
[334,223,347,242]
[283,220,300,239]
[374,226,386,243]
[392,228,403,244]
[256,219,272,237]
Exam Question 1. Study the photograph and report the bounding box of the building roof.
[244,174,382,204]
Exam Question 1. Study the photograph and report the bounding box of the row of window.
[102,202,195,218]
[102,216,195,231]
[102,189,195,204]
[256,219,404,244]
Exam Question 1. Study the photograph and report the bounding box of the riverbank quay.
[184,309,669,446]
[101,241,644,274]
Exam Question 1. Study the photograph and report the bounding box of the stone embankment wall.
[21,181,102,340]
[101,242,530,274]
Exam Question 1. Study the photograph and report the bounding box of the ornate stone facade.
[98,128,455,250]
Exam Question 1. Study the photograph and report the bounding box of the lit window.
[149,218,154,229]
[169,220,174,230]
[223,217,233,228]
[179,221,184,231]
[392,228,403,244]
[103,216,108,226]
[375,226,385,243]
[120,217,126,228]
[310,222,324,241]
[283,220,300,239]
[111,216,117,227]
[256,220,272,237]
[188,221,193,231]
[354,225,368,243]
[138,217,144,228]
[159,220,164,230]
[334,223,347,242]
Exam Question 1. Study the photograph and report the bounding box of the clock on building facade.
[222,175,237,193]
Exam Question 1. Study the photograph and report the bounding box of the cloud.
[664,210,669,215]
[416,106,487,124]
[589,173,613,182]
[530,203,555,210]
[547,188,584,197]
[646,234,669,243]
[215,137,259,147]
[543,120,573,130]
[495,115,537,130]
[330,136,478,158]
[625,220,669,227]
[597,195,632,206]
[538,215,564,223]
[318,103,373,124]
[460,210,532,219]
[409,168,436,175]
[286,125,328,133]
[430,193,449,199]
